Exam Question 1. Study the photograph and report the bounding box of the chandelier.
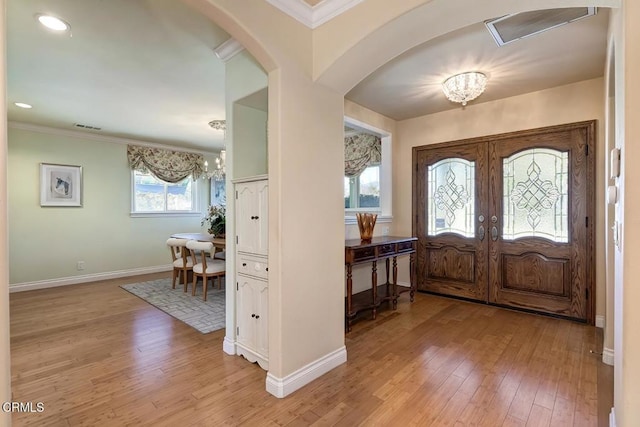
[204,120,226,180]
[442,72,487,106]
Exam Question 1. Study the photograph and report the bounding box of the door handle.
[491,226,498,241]
[478,225,485,241]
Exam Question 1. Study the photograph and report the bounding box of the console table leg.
[371,260,378,320]
[385,258,391,297]
[346,263,353,332]
[392,256,398,309]
[409,252,416,302]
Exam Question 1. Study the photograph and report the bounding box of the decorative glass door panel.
[427,158,475,238]
[502,148,569,242]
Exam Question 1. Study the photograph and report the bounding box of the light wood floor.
[9,273,612,426]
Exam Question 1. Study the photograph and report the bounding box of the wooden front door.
[414,121,594,322]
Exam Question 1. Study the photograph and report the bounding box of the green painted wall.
[8,126,213,285]
[234,104,267,178]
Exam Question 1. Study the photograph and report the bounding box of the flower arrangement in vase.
[202,204,226,237]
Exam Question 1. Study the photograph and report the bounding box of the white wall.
[7,126,212,287]
[233,103,267,178]
[394,78,606,320]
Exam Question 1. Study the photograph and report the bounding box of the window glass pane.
[167,179,192,211]
[133,171,195,212]
[358,166,380,208]
[502,148,568,242]
[344,177,351,209]
[134,172,165,212]
[427,158,475,237]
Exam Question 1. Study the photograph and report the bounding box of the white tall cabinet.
[234,177,269,370]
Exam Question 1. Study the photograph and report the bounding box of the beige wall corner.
[183,0,312,77]
[266,65,346,383]
[617,0,640,425]
[0,0,12,423]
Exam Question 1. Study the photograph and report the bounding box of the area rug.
[121,278,225,334]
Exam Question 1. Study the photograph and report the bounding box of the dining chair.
[166,238,193,291]
[186,240,226,301]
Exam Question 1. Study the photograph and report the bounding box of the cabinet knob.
[242,263,247,267]
[255,315,260,319]
[251,314,255,318]
[265,267,268,272]
[251,215,260,220]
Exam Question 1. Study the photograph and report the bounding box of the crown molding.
[266,0,363,29]
[213,38,245,62]
[8,121,216,154]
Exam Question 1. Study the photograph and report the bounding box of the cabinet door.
[236,277,255,349]
[254,280,269,357]
[236,183,257,254]
[255,181,269,255]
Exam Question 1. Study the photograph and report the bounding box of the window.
[132,170,198,214]
[344,117,392,223]
[344,165,380,209]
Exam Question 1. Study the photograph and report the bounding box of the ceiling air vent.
[74,123,102,131]
[485,7,597,46]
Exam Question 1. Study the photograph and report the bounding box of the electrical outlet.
[77,261,85,271]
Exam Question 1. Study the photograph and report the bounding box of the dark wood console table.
[345,236,417,332]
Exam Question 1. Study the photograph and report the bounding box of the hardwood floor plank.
[9,273,610,426]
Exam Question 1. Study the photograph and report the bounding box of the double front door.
[413,121,595,322]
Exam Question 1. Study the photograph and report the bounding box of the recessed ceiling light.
[36,14,70,32]
[14,102,33,109]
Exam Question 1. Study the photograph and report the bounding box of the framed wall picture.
[211,177,226,206]
[40,163,83,207]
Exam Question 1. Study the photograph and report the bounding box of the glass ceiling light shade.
[442,72,488,106]
[204,120,226,180]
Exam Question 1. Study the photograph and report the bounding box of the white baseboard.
[266,346,347,398]
[596,315,605,328]
[610,407,616,427]
[9,265,172,292]
[603,347,614,366]
[223,336,236,355]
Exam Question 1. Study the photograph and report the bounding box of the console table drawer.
[352,247,376,262]
[398,241,415,252]
[378,243,396,255]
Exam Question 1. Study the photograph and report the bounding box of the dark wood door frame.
[412,121,596,324]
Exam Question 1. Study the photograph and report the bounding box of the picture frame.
[211,177,226,207]
[40,163,83,207]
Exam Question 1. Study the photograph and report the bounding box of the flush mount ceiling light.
[442,71,488,106]
[35,14,70,32]
[14,102,33,109]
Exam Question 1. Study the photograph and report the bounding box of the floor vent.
[485,7,597,46]
[74,123,102,131]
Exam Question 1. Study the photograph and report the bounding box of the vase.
[356,213,377,242]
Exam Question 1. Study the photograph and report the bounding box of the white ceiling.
[347,8,610,120]
[8,0,230,152]
[7,1,611,151]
